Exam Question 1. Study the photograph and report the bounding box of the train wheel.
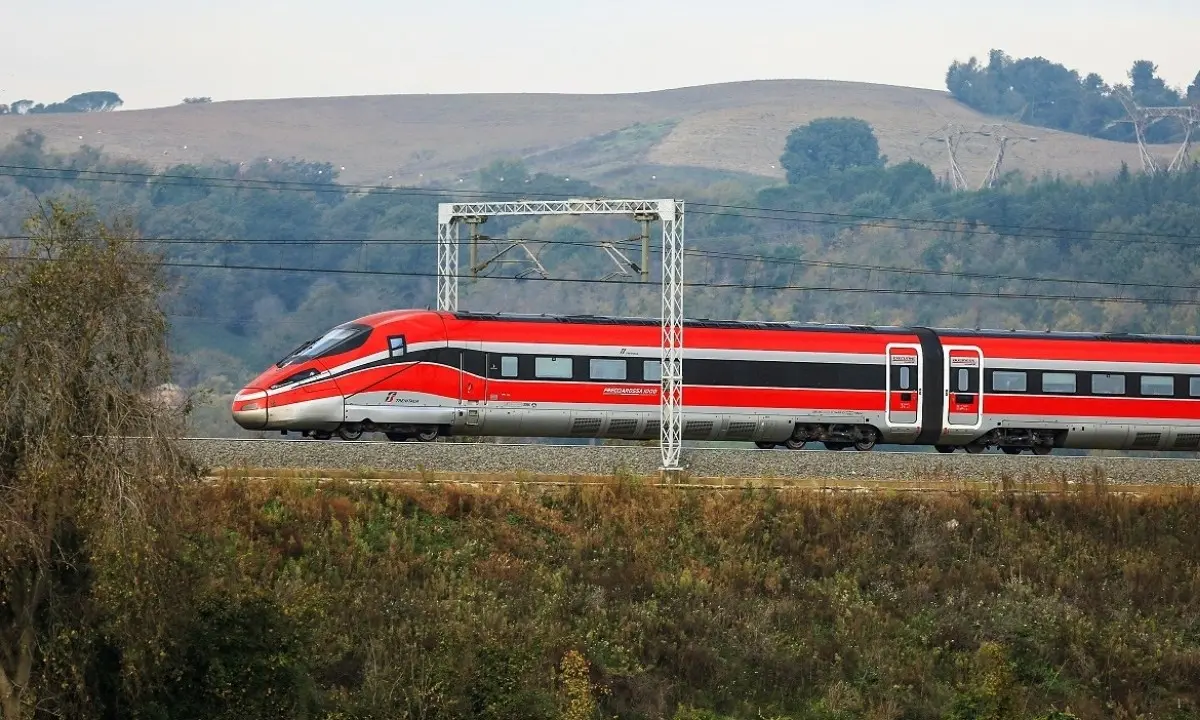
[1032,444,1052,456]
[416,426,440,442]
[935,445,955,453]
[1001,446,1021,455]
[312,431,333,441]
[964,443,985,454]
[337,425,364,441]
[755,441,777,449]
[784,437,807,450]
[853,428,878,451]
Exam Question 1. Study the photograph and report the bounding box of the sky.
[3,0,1197,110]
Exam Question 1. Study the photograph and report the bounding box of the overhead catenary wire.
[3,232,1195,296]
[5,253,1195,308]
[7,229,1200,300]
[2,162,1200,246]
[4,162,1200,326]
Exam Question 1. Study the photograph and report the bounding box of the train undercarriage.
[291,421,1067,455]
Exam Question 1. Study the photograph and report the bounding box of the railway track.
[182,438,1200,486]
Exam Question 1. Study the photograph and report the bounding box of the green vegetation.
[11,450,1200,719]
[945,50,1197,143]
[0,91,124,116]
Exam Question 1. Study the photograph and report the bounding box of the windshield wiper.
[275,338,316,368]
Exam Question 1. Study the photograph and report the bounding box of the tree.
[0,197,198,718]
[780,117,886,183]
[1188,71,1200,103]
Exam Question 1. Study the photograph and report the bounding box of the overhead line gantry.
[436,198,686,473]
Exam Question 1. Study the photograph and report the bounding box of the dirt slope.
[0,79,1179,186]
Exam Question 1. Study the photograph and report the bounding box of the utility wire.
[4,254,1186,308]
[5,232,1196,296]
[3,163,1200,245]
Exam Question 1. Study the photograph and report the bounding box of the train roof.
[446,310,1200,345]
[449,310,911,334]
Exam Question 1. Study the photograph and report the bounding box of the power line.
[25,255,1195,308]
[6,232,1196,297]
[3,163,1200,245]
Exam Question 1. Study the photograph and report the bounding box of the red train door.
[885,343,921,428]
[944,345,983,430]
[459,342,486,405]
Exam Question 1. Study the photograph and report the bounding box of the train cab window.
[644,360,662,382]
[1042,372,1076,394]
[898,366,911,390]
[388,336,406,358]
[500,356,518,378]
[590,358,626,381]
[1191,377,1200,397]
[1140,375,1175,396]
[992,370,1027,392]
[535,356,573,379]
[1091,373,1126,395]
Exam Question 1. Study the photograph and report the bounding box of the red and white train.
[231,309,1200,454]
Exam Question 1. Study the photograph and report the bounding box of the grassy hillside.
[54,475,1200,719]
[0,80,1182,187]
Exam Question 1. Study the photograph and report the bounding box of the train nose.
[231,387,268,430]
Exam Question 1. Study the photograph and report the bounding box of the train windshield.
[276,322,371,368]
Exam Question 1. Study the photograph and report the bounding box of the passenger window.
[500,356,518,378]
[388,335,406,357]
[899,366,911,390]
[957,368,969,392]
[590,358,626,381]
[1140,375,1174,396]
[1191,377,1200,397]
[644,360,662,382]
[1091,373,1126,395]
[534,356,572,379]
[1042,372,1076,393]
[992,370,1027,392]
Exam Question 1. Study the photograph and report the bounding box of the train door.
[943,345,983,430]
[459,342,486,405]
[885,343,921,427]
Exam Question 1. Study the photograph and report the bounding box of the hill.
[0,79,1183,187]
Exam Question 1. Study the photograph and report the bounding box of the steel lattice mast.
[436,198,685,473]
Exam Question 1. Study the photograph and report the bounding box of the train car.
[230,309,1200,454]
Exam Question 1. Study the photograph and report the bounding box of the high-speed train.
[231,309,1200,454]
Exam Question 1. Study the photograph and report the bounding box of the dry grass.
[180,473,1200,718]
[206,465,1196,500]
[0,80,1177,186]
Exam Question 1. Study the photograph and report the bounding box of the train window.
[500,356,518,378]
[1140,375,1174,396]
[590,358,626,381]
[1091,373,1126,395]
[1191,377,1200,397]
[957,368,969,392]
[388,335,406,357]
[644,360,662,382]
[992,371,1027,392]
[1042,372,1076,394]
[899,366,911,390]
[534,356,573,379]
